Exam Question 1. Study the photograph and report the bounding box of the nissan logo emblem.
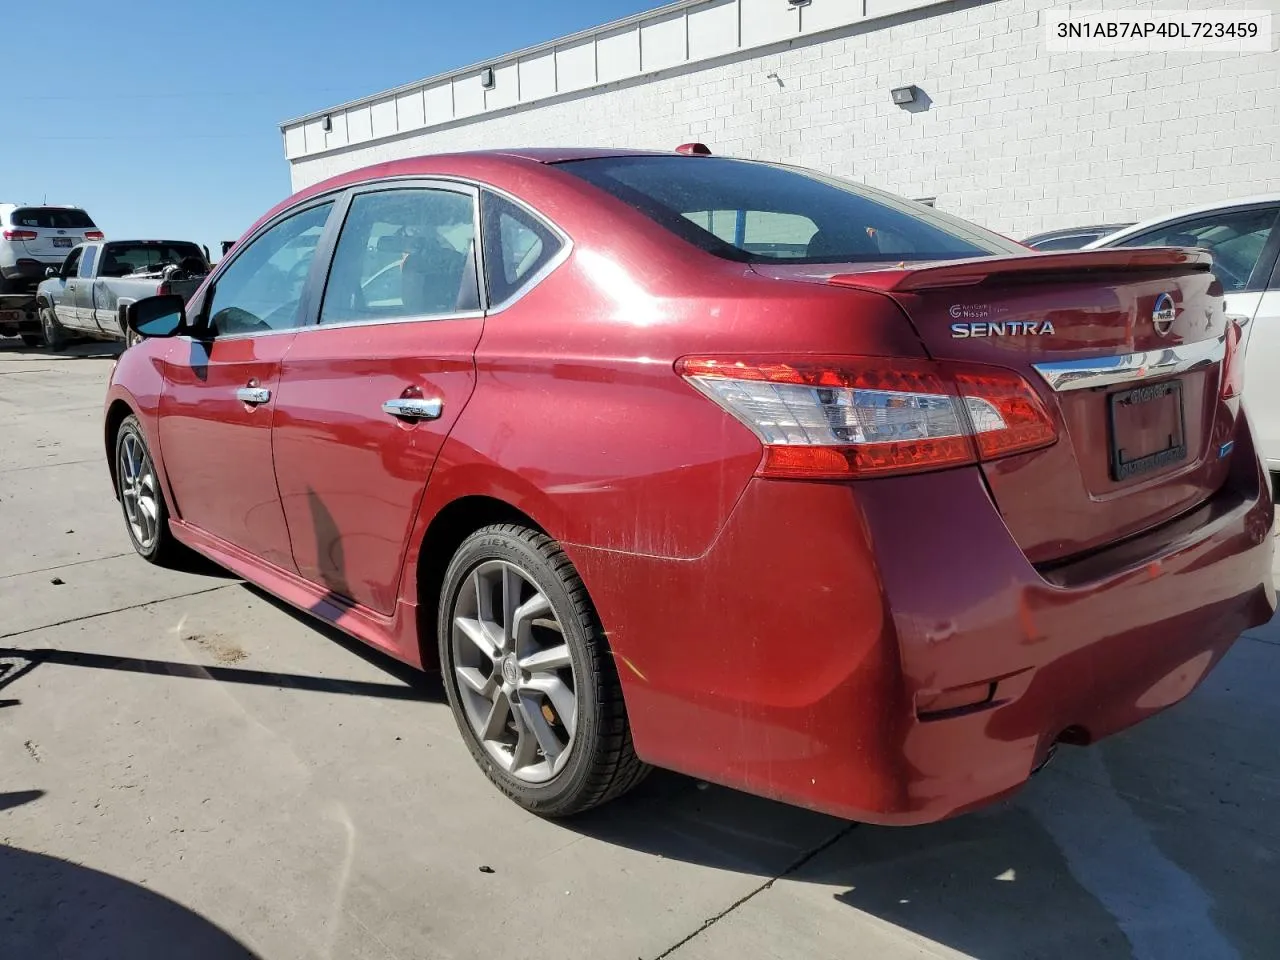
[1152,293,1176,337]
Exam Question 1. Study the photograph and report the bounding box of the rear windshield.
[9,207,96,229]
[557,156,1017,264]
[100,242,206,277]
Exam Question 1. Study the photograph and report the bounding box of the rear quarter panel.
[410,170,929,562]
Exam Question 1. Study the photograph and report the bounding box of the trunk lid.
[755,249,1235,564]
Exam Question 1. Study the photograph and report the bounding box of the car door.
[53,247,83,329]
[156,198,337,570]
[271,181,491,615]
[72,244,99,332]
[1110,203,1280,465]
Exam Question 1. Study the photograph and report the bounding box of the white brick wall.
[288,0,1280,238]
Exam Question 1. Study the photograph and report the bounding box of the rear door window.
[9,207,96,229]
[79,246,97,278]
[557,156,1018,264]
[1114,206,1280,291]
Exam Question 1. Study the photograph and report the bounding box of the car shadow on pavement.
[239,581,445,699]
[1,789,260,958]
[1,792,260,960]
[0,644,438,703]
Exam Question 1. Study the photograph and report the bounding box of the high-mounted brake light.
[3,229,38,241]
[675,142,712,156]
[678,356,1057,479]
[84,230,105,241]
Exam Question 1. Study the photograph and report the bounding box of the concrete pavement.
[2,339,1278,960]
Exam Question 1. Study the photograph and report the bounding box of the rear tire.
[114,415,184,566]
[39,306,67,352]
[438,524,649,816]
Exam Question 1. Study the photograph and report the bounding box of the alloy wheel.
[118,431,160,551]
[450,559,579,784]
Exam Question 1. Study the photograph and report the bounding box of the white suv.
[0,204,103,294]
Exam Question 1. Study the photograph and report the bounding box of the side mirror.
[45,266,60,278]
[125,294,188,339]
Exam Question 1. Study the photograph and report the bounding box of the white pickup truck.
[35,239,209,349]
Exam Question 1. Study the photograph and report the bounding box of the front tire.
[39,306,67,351]
[438,524,649,816]
[114,415,182,565]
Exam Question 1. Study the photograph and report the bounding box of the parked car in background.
[1086,195,1280,471]
[1023,223,1132,251]
[36,240,209,350]
[0,204,102,294]
[105,149,1273,825]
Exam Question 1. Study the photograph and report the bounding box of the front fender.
[103,341,179,517]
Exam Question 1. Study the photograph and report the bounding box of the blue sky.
[4,0,659,257]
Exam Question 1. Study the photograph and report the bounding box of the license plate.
[52,237,73,248]
[1109,380,1186,481]
[0,309,21,323]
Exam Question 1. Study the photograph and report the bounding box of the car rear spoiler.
[827,247,1214,292]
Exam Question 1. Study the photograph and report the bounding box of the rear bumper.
[0,258,57,292]
[569,413,1275,825]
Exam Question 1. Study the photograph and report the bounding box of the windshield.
[100,242,207,276]
[9,207,96,229]
[556,156,1018,264]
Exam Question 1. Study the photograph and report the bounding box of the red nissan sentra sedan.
[104,148,1275,824]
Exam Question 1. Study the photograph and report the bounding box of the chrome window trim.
[476,186,573,315]
[191,175,573,342]
[1032,336,1226,393]
[206,309,487,341]
[300,309,486,335]
[318,173,575,315]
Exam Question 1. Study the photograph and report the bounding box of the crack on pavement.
[23,740,41,762]
[0,553,133,582]
[0,457,101,475]
[650,820,859,959]
[0,584,238,641]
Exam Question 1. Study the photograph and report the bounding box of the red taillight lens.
[952,368,1058,459]
[84,230,104,241]
[2,229,38,241]
[1221,317,1244,400]
[678,356,1057,479]
[156,281,171,296]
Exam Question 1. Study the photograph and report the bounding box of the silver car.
[1086,195,1280,471]
[0,204,103,294]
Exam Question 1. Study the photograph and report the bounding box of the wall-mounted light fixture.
[321,114,333,133]
[890,85,920,106]
[787,0,813,8]
[480,67,495,89]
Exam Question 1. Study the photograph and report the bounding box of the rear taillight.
[678,356,1057,479]
[1221,318,1244,400]
[156,282,171,296]
[84,230,104,241]
[2,229,37,241]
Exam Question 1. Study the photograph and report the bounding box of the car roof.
[257,147,709,240]
[1089,193,1280,246]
